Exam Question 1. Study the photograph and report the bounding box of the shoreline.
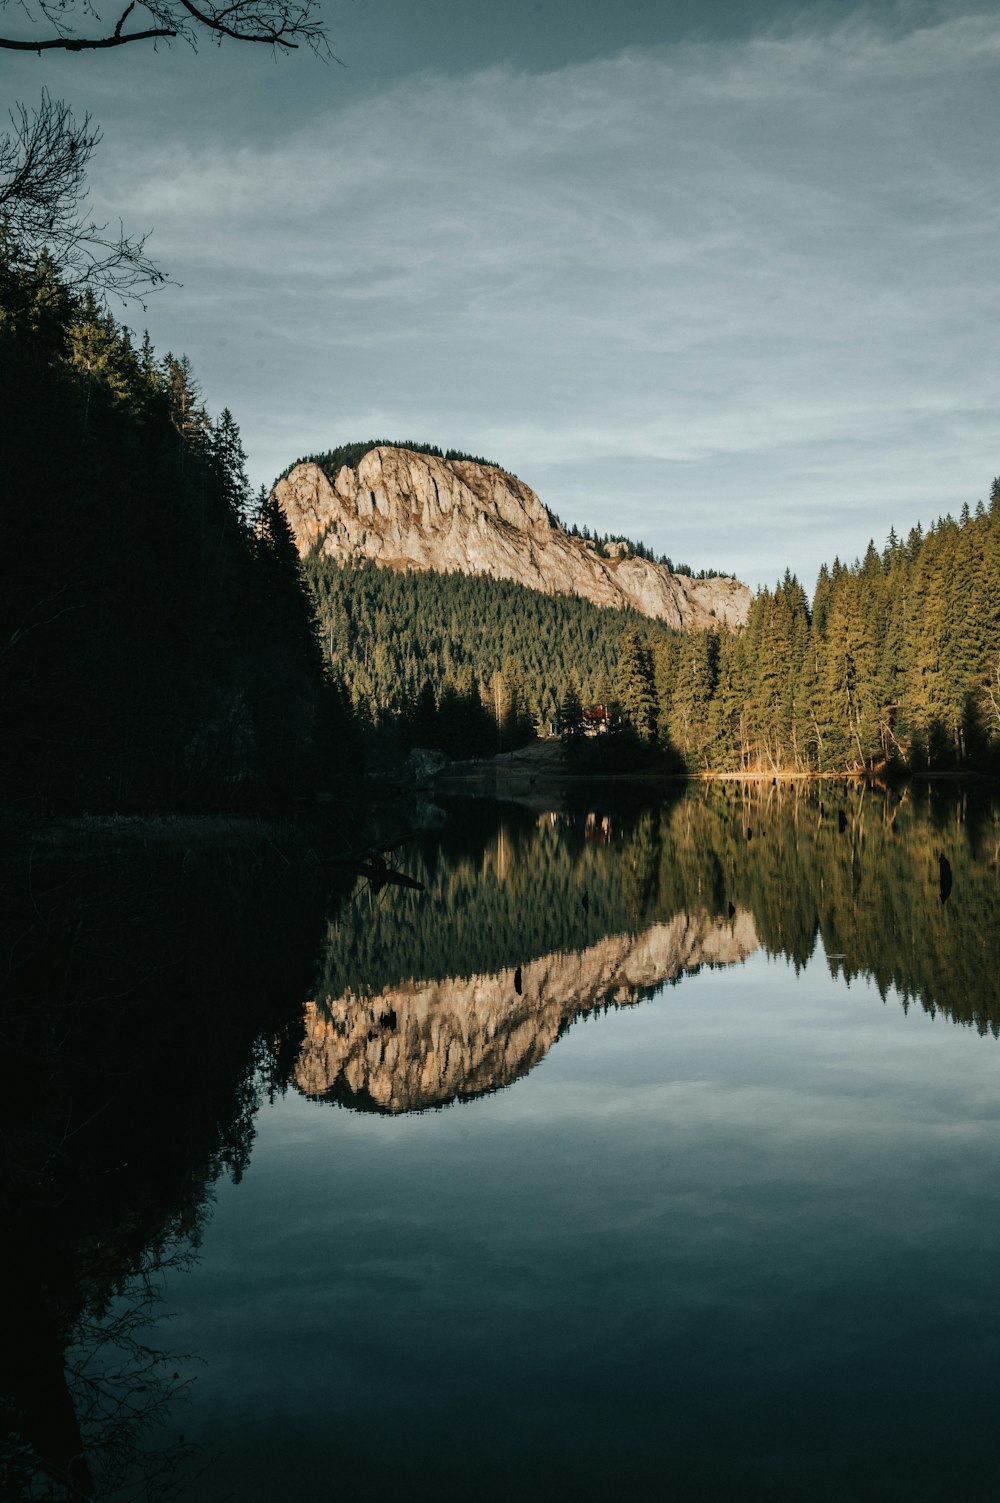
[431,741,996,794]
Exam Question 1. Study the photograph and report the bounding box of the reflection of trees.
[0,824,336,1499]
[318,796,680,1003]
[317,784,1000,1060]
[57,1245,198,1502]
[667,782,1000,1033]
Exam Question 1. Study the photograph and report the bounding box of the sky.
[4,0,1000,590]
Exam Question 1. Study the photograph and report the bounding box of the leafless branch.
[0,0,329,53]
[1,21,177,48]
[0,91,169,304]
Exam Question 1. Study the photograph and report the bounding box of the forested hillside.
[0,253,358,811]
[301,483,1000,776]
[303,489,1000,775]
[304,553,677,751]
[645,500,1000,773]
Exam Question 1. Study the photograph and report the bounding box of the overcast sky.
[5,0,999,589]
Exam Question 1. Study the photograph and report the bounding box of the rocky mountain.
[274,446,751,631]
[294,908,759,1113]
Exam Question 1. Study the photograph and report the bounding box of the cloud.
[90,9,1000,586]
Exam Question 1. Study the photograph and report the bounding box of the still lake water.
[7,783,1000,1501]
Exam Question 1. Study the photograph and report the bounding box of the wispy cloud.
[92,9,1000,586]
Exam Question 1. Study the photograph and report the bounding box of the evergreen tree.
[616,628,657,745]
[211,408,253,526]
[0,252,359,810]
[560,678,583,751]
[669,630,719,768]
[162,352,209,447]
[411,680,438,747]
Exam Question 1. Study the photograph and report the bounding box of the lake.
[4,783,1000,1501]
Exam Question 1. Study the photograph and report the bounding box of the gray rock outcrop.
[274,447,751,631]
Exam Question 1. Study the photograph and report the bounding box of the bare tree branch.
[0,23,177,49]
[0,0,329,53]
[0,92,170,305]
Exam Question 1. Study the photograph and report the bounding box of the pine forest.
[647,509,1000,774]
[0,254,360,812]
[303,483,1000,777]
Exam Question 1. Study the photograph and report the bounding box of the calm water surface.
[6,784,1000,1501]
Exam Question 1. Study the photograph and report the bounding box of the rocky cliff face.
[274,447,751,631]
[294,909,759,1113]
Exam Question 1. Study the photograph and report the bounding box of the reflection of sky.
[160,948,1000,1500]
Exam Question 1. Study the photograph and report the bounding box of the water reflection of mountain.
[300,784,1000,1117]
[296,910,759,1112]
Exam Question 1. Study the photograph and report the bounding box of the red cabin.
[582,704,611,733]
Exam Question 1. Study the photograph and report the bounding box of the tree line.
[1,250,360,811]
[277,439,511,489]
[303,482,1000,776]
[547,512,733,578]
[303,553,672,756]
[606,499,1000,774]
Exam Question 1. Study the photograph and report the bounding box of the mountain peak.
[273,445,751,631]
